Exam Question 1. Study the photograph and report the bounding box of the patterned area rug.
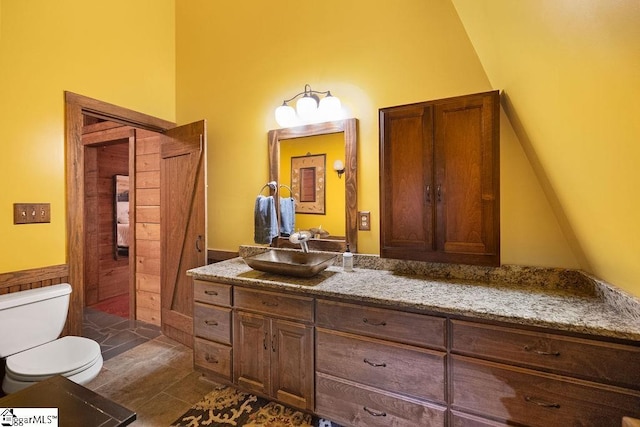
[171,385,342,427]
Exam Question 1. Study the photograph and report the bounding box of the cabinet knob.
[204,289,219,296]
[262,301,279,307]
[524,345,560,357]
[204,320,219,326]
[362,318,386,326]
[204,354,219,364]
[363,407,387,417]
[425,184,431,204]
[364,358,387,368]
[524,396,560,409]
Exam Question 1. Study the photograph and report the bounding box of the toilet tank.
[0,283,72,358]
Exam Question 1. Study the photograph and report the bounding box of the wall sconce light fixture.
[275,84,342,128]
[333,159,345,179]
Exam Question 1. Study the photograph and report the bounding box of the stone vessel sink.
[243,250,337,278]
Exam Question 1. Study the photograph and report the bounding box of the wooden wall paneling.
[135,130,162,325]
[96,143,129,301]
[128,133,137,320]
[84,147,100,306]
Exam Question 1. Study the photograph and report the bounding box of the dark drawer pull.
[204,354,219,364]
[524,396,560,409]
[204,290,219,296]
[204,320,219,326]
[364,358,387,368]
[524,346,560,356]
[262,301,279,307]
[363,407,387,417]
[363,318,386,326]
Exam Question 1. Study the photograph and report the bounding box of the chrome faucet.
[289,231,312,253]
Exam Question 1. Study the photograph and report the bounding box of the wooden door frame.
[65,92,175,335]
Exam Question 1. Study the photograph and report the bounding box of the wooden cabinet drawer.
[315,372,446,427]
[450,411,510,427]
[194,303,232,344]
[451,355,640,427]
[194,338,232,380]
[316,328,446,403]
[451,319,640,389]
[234,287,313,322]
[194,280,232,306]
[317,299,446,349]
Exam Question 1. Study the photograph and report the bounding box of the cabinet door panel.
[316,372,446,427]
[233,311,269,396]
[194,337,232,380]
[193,280,231,306]
[380,104,434,254]
[316,328,446,403]
[317,299,446,349]
[452,319,640,389]
[234,287,313,322]
[451,355,640,427]
[194,303,231,344]
[434,92,499,263]
[271,319,314,411]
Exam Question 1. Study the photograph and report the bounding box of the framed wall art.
[291,153,325,214]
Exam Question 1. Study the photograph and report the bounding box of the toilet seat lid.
[6,336,101,380]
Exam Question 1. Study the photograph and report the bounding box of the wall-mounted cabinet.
[379,90,500,266]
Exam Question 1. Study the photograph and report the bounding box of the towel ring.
[258,181,277,196]
[279,184,293,196]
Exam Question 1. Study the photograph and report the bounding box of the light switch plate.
[358,211,371,231]
[13,203,50,224]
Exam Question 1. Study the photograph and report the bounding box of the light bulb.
[296,95,318,122]
[319,94,342,121]
[275,104,296,127]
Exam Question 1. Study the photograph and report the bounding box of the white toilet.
[0,283,103,394]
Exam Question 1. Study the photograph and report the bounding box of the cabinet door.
[270,319,314,411]
[380,90,499,266]
[434,91,499,265]
[380,104,435,258]
[233,311,270,396]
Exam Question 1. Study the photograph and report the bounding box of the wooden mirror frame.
[268,118,358,252]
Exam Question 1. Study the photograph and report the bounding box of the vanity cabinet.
[192,275,640,426]
[192,280,233,380]
[233,288,314,411]
[379,90,500,266]
[450,319,640,426]
[315,299,448,426]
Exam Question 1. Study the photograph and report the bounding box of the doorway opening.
[65,92,175,337]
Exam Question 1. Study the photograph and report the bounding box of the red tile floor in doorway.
[88,294,129,318]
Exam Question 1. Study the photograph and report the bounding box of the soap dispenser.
[342,244,353,272]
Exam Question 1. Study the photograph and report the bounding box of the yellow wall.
[453,0,640,295]
[176,0,578,268]
[1,0,586,287]
[0,0,175,273]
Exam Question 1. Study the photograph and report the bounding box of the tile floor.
[83,308,220,426]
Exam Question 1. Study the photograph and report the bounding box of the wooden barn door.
[160,120,207,347]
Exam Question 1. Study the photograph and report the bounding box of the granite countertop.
[188,246,640,342]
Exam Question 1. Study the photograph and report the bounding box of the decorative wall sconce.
[333,159,345,179]
[275,84,342,128]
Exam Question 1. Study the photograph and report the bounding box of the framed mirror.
[113,174,130,259]
[268,119,357,252]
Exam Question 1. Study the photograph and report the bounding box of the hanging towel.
[254,195,279,244]
[279,197,296,237]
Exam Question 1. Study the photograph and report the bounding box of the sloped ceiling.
[452,0,640,296]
